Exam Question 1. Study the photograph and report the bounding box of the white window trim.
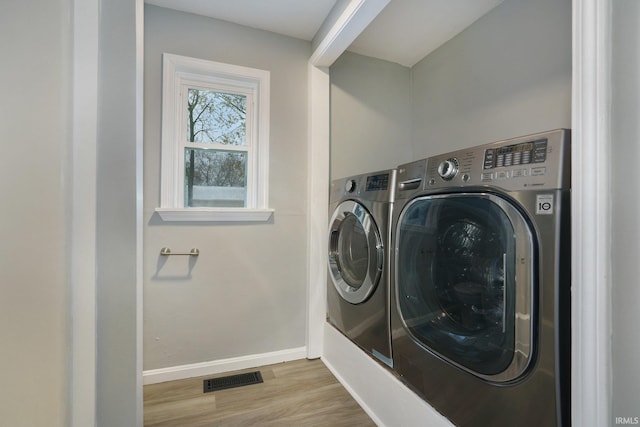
[157,53,273,222]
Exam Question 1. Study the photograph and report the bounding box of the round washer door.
[328,200,383,304]
[395,193,535,382]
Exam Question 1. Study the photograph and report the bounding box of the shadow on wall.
[152,250,199,281]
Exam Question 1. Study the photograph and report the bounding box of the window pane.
[187,88,246,145]
[184,148,247,207]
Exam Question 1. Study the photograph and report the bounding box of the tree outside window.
[185,88,248,207]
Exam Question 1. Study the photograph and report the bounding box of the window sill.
[155,208,274,222]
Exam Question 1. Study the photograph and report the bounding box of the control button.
[462,174,470,182]
[504,153,513,167]
[496,171,508,180]
[481,172,493,182]
[531,167,546,176]
[345,179,357,193]
[437,158,459,180]
[513,151,522,165]
[533,142,548,163]
[483,149,495,170]
[428,178,436,186]
[512,169,528,178]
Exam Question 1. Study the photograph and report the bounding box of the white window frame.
[156,53,273,222]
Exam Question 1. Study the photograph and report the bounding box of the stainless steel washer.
[391,129,571,426]
[327,169,396,367]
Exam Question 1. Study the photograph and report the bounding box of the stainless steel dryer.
[391,130,571,426]
[327,169,396,367]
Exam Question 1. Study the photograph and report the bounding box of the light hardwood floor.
[144,358,377,426]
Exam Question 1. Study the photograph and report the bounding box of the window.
[156,53,272,221]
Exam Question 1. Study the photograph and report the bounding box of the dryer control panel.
[330,169,397,204]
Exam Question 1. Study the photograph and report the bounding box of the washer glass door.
[396,193,535,382]
[328,200,383,304]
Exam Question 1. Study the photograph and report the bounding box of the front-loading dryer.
[327,169,396,367]
[391,129,571,426]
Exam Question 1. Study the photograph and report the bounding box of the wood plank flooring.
[144,358,376,426]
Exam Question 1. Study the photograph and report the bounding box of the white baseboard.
[143,346,307,385]
[322,324,453,427]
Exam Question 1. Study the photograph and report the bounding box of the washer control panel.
[483,139,548,170]
[410,129,570,192]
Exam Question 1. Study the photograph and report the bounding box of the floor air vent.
[203,371,263,393]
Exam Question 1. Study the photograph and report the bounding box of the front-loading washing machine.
[391,129,571,426]
[327,169,396,367]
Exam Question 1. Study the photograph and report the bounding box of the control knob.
[345,179,357,193]
[437,158,459,180]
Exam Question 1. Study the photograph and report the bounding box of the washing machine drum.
[328,200,383,305]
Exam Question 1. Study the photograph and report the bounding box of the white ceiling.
[145,0,504,67]
[145,0,338,40]
[349,0,504,67]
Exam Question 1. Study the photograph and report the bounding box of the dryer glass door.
[328,200,383,304]
[395,193,535,382]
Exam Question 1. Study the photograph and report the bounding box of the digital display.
[497,143,533,154]
[366,173,389,191]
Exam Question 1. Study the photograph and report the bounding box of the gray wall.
[330,51,412,179]
[611,0,640,422]
[96,0,140,424]
[0,1,71,426]
[411,0,572,156]
[330,0,571,175]
[144,5,310,370]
